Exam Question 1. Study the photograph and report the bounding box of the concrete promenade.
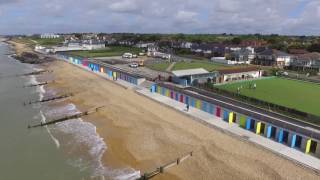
[63,59,320,173]
[135,88,320,172]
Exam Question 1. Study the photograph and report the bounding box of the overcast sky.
[0,0,319,35]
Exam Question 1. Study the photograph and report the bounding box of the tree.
[147,35,161,42]
[74,33,82,39]
[173,33,186,41]
[308,43,320,53]
[231,37,242,45]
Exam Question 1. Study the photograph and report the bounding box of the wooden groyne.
[23,93,74,105]
[23,80,55,88]
[0,70,53,79]
[138,151,193,180]
[28,106,105,129]
[20,70,53,77]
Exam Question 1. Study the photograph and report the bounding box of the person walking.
[186,104,190,112]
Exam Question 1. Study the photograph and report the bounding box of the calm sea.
[0,42,140,180]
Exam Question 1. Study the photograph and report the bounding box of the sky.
[0,0,319,35]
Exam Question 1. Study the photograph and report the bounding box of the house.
[217,67,263,83]
[210,47,255,65]
[148,51,171,59]
[290,52,320,72]
[82,40,105,50]
[135,42,155,48]
[229,47,255,64]
[66,40,82,47]
[181,42,193,49]
[191,43,229,57]
[118,40,135,46]
[255,49,292,67]
[40,33,60,39]
[240,40,268,47]
[172,41,193,49]
[172,68,218,86]
[147,44,159,52]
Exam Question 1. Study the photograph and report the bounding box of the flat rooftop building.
[172,68,218,86]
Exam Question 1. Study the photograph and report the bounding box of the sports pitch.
[216,77,320,116]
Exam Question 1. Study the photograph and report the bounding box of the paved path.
[166,62,176,72]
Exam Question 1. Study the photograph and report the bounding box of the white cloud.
[175,10,198,23]
[109,0,140,13]
[0,0,320,35]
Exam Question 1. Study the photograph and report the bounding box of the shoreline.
[10,39,320,180]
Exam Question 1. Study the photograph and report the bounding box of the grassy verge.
[66,46,141,58]
[172,61,228,71]
[146,62,171,72]
[13,37,64,47]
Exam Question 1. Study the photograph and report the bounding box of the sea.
[0,42,140,180]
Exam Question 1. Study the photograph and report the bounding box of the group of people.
[237,82,257,94]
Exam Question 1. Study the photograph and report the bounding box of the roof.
[296,52,320,61]
[218,66,260,74]
[172,68,209,77]
[258,49,290,57]
[288,49,309,54]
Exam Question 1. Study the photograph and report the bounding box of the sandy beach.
[41,59,319,180]
[8,40,320,179]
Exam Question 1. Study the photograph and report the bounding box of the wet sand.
[44,60,319,180]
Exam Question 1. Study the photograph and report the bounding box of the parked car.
[129,63,139,68]
[122,53,133,58]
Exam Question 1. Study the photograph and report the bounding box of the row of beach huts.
[57,54,320,160]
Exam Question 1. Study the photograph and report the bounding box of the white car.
[129,63,138,68]
[122,53,133,58]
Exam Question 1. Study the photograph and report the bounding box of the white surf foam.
[40,110,60,148]
[56,118,140,180]
[48,103,140,179]
[44,103,78,118]
[30,71,60,149]
[29,75,38,85]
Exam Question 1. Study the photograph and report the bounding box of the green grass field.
[14,37,64,47]
[67,46,141,58]
[146,63,171,71]
[172,61,229,71]
[146,61,227,72]
[216,77,320,116]
[147,61,255,72]
[33,38,64,46]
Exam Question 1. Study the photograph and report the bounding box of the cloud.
[109,0,141,13]
[175,10,198,23]
[0,0,319,35]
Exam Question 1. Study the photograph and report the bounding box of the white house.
[82,40,105,50]
[183,42,193,49]
[147,51,171,59]
[40,33,60,39]
[255,49,292,67]
[217,67,263,83]
[136,42,154,48]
